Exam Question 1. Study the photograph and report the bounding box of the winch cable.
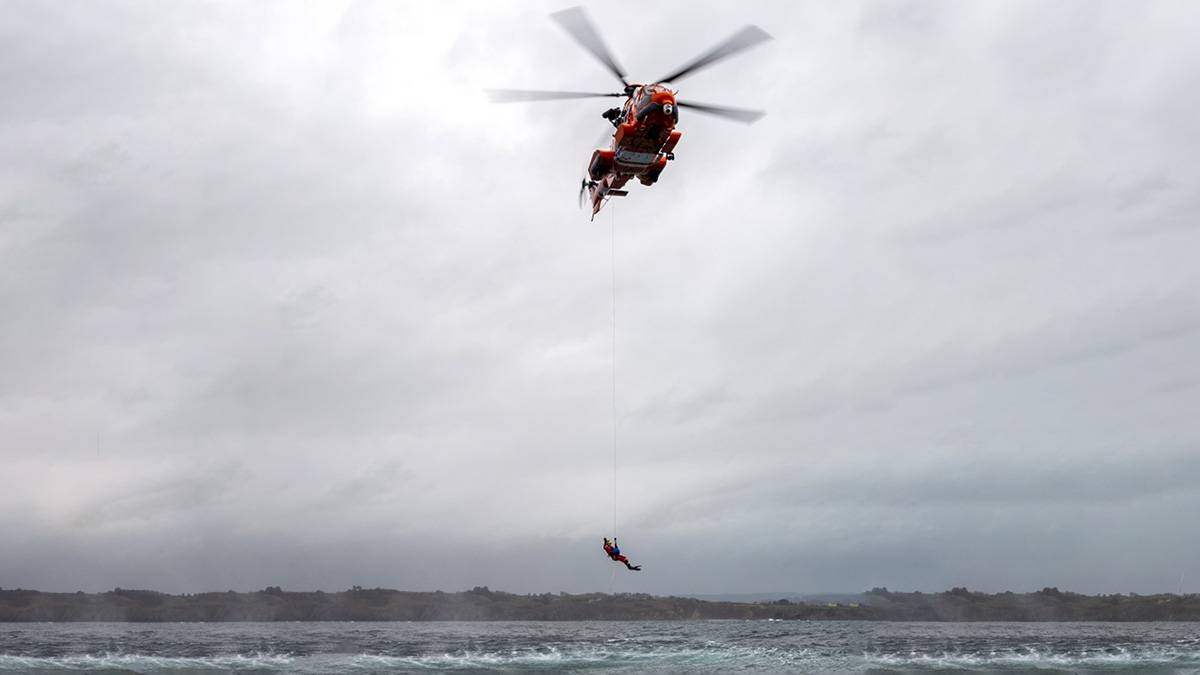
[609,203,618,594]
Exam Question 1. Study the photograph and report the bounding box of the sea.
[2,621,1199,673]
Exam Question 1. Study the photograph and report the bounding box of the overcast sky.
[3,0,1199,596]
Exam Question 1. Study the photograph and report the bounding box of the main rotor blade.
[487,89,625,103]
[657,25,772,85]
[550,7,629,87]
[677,100,766,124]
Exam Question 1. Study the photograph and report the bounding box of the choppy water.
[2,621,1199,673]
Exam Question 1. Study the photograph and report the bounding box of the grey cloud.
[3,0,1200,596]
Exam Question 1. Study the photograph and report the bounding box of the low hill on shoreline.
[2,586,1197,622]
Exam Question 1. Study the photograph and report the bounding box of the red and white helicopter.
[489,7,771,218]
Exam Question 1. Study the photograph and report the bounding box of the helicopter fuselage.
[585,84,682,218]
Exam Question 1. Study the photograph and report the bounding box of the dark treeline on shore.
[2,585,1199,622]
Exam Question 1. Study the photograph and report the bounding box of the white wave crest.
[865,645,1200,670]
[0,651,295,672]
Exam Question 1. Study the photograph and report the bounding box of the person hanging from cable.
[603,537,641,571]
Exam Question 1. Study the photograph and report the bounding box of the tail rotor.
[579,177,597,209]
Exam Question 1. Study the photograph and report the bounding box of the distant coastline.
[2,586,1197,622]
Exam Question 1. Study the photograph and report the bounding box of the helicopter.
[488,7,771,218]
